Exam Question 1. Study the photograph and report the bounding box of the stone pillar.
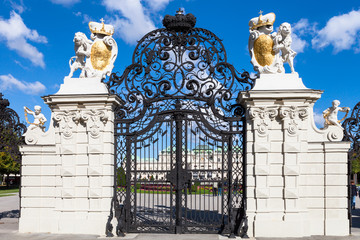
[19,78,120,235]
[239,74,350,238]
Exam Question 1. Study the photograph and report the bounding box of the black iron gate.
[105,11,254,237]
[343,101,360,233]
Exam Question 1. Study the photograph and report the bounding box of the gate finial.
[162,11,196,32]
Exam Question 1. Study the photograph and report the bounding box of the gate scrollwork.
[343,102,360,157]
[105,11,254,237]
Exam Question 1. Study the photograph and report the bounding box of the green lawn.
[0,188,19,197]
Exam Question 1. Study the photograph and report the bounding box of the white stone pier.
[19,77,120,235]
[238,74,350,237]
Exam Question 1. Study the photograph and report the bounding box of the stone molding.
[53,110,81,139]
[249,106,309,137]
[53,109,109,139]
[279,106,309,120]
[249,106,309,121]
[280,106,309,137]
[250,107,278,136]
[249,106,278,120]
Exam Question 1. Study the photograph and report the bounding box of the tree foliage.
[117,167,126,187]
[0,94,26,186]
[351,153,360,174]
[0,151,20,176]
[0,125,23,163]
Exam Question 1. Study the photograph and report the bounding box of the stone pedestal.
[238,74,350,237]
[19,79,120,235]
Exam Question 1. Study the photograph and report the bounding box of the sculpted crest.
[67,19,118,80]
[248,11,297,74]
[254,34,275,67]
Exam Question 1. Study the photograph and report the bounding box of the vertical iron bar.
[240,117,249,238]
[227,133,235,238]
[174,111,183,234]
[125,133,132,232]
[348,152,352,234]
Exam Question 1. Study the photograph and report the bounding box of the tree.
[117,167,126,187]
[351,153,360,184]
[0,151,20,187]
[0,94,26,187]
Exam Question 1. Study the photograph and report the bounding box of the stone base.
[254,219,310,237]
[19,213,108,235]
[252,73,308,90]
[55,77,109,95]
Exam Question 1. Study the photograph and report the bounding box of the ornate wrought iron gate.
[105,11,254,237]
[343,101,360,233]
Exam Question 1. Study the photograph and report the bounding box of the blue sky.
[0,0,359,129]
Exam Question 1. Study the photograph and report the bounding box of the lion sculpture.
[67,32,93,78]
[273,22,297,73]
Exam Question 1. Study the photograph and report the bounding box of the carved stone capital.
[81,109,109,139]
[53,110,81,139]
[53,110,81,124]
[279,106,309,120]
[53,109,109,139]
[249,107,278,120]
[81,109,109,124]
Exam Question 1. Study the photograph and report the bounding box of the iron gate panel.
[105,11,254,237]
[343,101,360,233]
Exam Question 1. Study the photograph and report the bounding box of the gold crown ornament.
[89,18,114,36]
[249,11,276,30]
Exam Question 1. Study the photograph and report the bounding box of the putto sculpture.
[248,11,297,74]
[24,105,47,132]
[323,100,350,129]
[67,19,118,80]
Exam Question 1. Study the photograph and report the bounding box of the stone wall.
[19,93,119,235]
[19,75,350,237]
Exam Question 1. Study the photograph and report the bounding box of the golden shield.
[90,40,112,71]
[253,34,275,67]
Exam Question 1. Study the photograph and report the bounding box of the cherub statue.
[273,22,297,73]
[24,106,47,132]
[67,32,93,78]
[323,100,350,129]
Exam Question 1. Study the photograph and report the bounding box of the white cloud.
[312,9,360,53]
[8,0,26,14]
[291,33,307,53]
[0,11,47,68]
[103,0,156,44]
[313,111,324,129]
[14,59,29,70]
[249,72,258,79]
[144,0,172,11]
[0,74,46,95]
[50,0,81,7]
[291,19,316,53]
[73,11,92,24]
[102,0,171,44]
